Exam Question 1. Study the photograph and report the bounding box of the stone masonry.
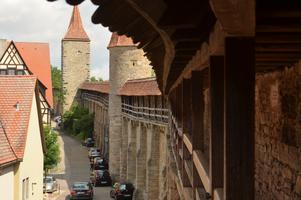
[108,37,152,180]
[255,62,301,200]
[62,40,90,112]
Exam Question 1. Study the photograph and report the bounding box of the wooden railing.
[121,103,169,124]
[170,110,212,199]
[81,92,109,108]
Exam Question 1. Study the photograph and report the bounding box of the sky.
[0,0,112,80]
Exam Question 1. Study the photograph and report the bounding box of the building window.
[26,178,29,199]
[8,69,16,75]
[17,70,24,75]
[0,70,6,75]
[22,178,29,200]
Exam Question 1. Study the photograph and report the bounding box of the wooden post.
[209,55,225,195]
[224,37,255,200]
[191,71,204,151]
[182,78,191,135]
[191,71,204,199]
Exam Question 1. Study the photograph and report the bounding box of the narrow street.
[45,128,112,200]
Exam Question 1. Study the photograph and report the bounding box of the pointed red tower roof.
[107,32,136,48]
[63,6,90,41]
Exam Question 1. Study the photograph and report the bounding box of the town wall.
[255,63,301,200]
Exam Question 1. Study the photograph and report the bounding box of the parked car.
[90,169,112,186]
[53,115,61,122]
[83,138,95,147]
[110,183,134,200]
[43,176,58,193]
[57,119,62,127]
[88,148,101,159]
[92,157,109,170]
[70,182,93,200]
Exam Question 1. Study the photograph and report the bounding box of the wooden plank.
[193,150,210,192]
[191,71,204,151]
[214,188,224,200]
[209,56,224,195]
[256,33,301,44]
[183,134,193,154]
[224,37,255,200]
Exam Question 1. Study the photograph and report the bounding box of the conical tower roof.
[107,32,136,48]
[63,6,90,41]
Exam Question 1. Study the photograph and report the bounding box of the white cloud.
[0,0,111,80]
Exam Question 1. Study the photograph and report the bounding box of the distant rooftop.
[79,77,161,96]
[79,81,110,94]
[63,6,90,41]
[107,32,136,48]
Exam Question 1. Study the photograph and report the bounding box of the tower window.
[131,60,137,66]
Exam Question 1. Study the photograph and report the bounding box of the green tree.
[51,66,65,105]
[90,76,104,82]
[90,76,97,82]
[44,125,60,171]
[51,66,62,89]
[63,105,94,140]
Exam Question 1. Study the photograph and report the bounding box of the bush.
[62,105,94,140]
[44,125,60,171]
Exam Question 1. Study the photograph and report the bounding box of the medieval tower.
[108,33,153,180]
[62,6,90,112]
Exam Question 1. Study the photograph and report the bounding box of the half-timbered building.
[0,41,52,124]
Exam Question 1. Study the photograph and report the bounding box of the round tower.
[62,6,90,112]
[108,33,152,180]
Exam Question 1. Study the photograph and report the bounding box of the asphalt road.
[45,129,112,200]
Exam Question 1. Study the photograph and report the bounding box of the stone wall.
[62,40,90,112]
[108,46,152,179]
[255,63,301,200]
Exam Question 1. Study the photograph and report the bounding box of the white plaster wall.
[0,165,14,200]
[18,94,44,200]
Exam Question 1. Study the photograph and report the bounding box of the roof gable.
[0,42,30,74]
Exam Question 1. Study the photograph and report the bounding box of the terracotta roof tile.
[79,81,110,94]
[107,32,136,48]
[0,125,17,166]
[0,76,37,160]
[119,77,161,96]
[63,6,90,41]
[15,42,53,107]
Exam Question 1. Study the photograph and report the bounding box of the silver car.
[43,176,58,193]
